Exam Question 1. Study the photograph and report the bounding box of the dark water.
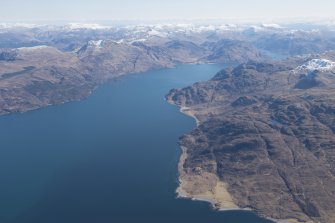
[0,64,272,223]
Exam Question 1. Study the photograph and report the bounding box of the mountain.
[253,30,335,56]
[167,53,335,223]
[0,23,278,115]
[0,46,92,114]
[203,39,268,63]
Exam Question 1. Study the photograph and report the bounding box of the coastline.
[0,63,178,117]
[171,101,309,223]
[166,97,242,211]
[2,61,315,223]
[0,62,209,117]
[179,106,200,127]
[176,145,240,211]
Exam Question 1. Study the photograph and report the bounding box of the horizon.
[1,0,335,22]
[1,17,335,26]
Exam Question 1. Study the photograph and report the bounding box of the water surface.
[0,64,272,223]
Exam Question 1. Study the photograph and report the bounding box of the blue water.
[0,64,272,223]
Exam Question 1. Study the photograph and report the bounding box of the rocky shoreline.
[176,145,240,211]
[166,57,335,223]
[172,104,314,223]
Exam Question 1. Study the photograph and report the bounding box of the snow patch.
[261,24,283,29]
[130,38,147,44]
[89,40,103,46]
[66,23,110,30]
[87,40,105,49]
[295,59,335,73]
[18,45,49,51]
[148,29,166,37]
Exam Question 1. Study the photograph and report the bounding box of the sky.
[0,0,335,22]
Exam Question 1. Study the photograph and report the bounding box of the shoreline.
[167,98,243,211]
[172,102,307,223]
[176,145,241,211]
[0,61,217,117]
[179,106,200,127]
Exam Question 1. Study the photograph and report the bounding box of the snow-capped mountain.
[1,21,335,59]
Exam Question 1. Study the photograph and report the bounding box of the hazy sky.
[1,0,334,22]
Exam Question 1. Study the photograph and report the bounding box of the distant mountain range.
[0,23,285,115]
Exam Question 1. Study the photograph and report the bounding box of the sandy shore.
[176,146,240,211]
[179,106,200,127]
[173,104,240,210]
[166,96,313,223]
[176,146,312,223]
[173,104,311,223]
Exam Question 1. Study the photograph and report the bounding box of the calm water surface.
[0,64,273,223]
